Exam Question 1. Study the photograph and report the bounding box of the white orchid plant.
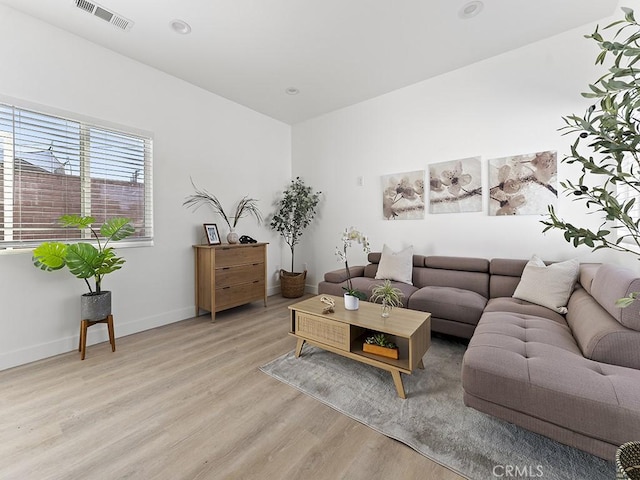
[335,227,371,300]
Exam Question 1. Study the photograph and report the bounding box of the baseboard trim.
[0,306,194,372]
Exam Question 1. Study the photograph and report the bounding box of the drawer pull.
[223,286,231,290]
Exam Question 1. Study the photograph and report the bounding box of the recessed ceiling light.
[285,87,300,95]
[459,1,484,19]
[170,19,191,34]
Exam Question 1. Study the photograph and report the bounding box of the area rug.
[260,336,614,480]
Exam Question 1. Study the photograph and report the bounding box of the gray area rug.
[260,336,614,480]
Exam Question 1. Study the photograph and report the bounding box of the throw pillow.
[375,244,413,285]
[513,255,579,314]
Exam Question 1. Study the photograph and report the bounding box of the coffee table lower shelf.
[290,334,424,399]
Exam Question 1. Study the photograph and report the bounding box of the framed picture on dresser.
[203,224,221,245]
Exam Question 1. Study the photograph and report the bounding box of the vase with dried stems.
[184,179,262,244]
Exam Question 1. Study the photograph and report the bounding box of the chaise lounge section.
[318,254,640,459]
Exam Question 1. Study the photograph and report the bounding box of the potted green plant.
[269,177,321,298]
[336,227,371,310]
[184,179,262,244]
[541,7,640,307]
[32,215,135,320]
[370,280,404,317]
[363,332,399,359]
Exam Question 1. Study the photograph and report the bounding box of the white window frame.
[0,96,154,252]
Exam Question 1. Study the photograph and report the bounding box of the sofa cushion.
[567,286,640,369]
[424,256,489,273]
[350,277,418,303]
[413,268,489,298]
[591,264,640,331]
[489,258,529,298]
[512,255,579,314]
[408,286,487,326]
[484,297,566,324]
[375,244,414,285]
[462,312,640,448]
[324,266,365,283]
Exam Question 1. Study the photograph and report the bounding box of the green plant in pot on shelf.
[370,280,404,318]
[183,179,263,244]
[335,227,371,310]
[363,332,398,359]
[32,215,135,320]
[269,177,321,298]
[541,7,640,307]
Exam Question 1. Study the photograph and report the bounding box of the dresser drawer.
[295,312,350,351]
[215,281,265,311]
[215,245,264,268]
[216,262,264,287]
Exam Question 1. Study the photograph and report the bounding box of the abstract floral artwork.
[381,170,425,220]
[488,151,558,216]
[429,157,482,213]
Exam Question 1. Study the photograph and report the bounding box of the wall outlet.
[303,263,308,271]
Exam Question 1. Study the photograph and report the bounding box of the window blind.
[0,102,153,249]
[616,157,640,245]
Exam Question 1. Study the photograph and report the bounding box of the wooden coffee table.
[288,294,431,399]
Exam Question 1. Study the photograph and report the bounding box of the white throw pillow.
[512,255,579,314]
[375,244,413,285]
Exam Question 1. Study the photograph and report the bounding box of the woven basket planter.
[280,270,307,298]
[617,441,640,480]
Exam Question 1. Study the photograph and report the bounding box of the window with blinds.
[0,102,153,249]
[618,157,640,245]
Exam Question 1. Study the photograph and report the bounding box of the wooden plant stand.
[79,314,116,360]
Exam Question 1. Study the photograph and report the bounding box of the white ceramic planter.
[344,293,359,310]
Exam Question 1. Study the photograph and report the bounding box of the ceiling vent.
[73,0,134,31]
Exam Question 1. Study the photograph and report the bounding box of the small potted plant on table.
[336,227,370,310]
[370,280,404,317]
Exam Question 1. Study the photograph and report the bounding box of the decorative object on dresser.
[335,227,371,310]
[32,214,134,359]
[183,179,262,244]
[269,177,321,298]
[203,224,221,246]
[193,243,268,320]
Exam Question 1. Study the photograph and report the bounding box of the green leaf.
[32,242,68,271]
[65,243,101,279]
[100,218,134,241]
[59,214,95,229]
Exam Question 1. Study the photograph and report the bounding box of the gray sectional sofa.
[318,253,640,460]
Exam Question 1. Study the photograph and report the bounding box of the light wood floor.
[0,295,464,480]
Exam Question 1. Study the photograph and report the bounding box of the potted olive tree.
[32,215,135,320]
[541,8,640,307]
[270,177,321,298]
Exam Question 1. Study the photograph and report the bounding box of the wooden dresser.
[193,243,268,320]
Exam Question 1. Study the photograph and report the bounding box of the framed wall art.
[429,157,482,213]
[488,151,558,216]
[381,170,426,220]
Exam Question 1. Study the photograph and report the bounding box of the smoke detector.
[73,0,134,31]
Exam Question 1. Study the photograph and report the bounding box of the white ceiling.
[0,0,619,124]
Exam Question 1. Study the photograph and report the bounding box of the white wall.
[292,8,639,291]
[0,5,291,370]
